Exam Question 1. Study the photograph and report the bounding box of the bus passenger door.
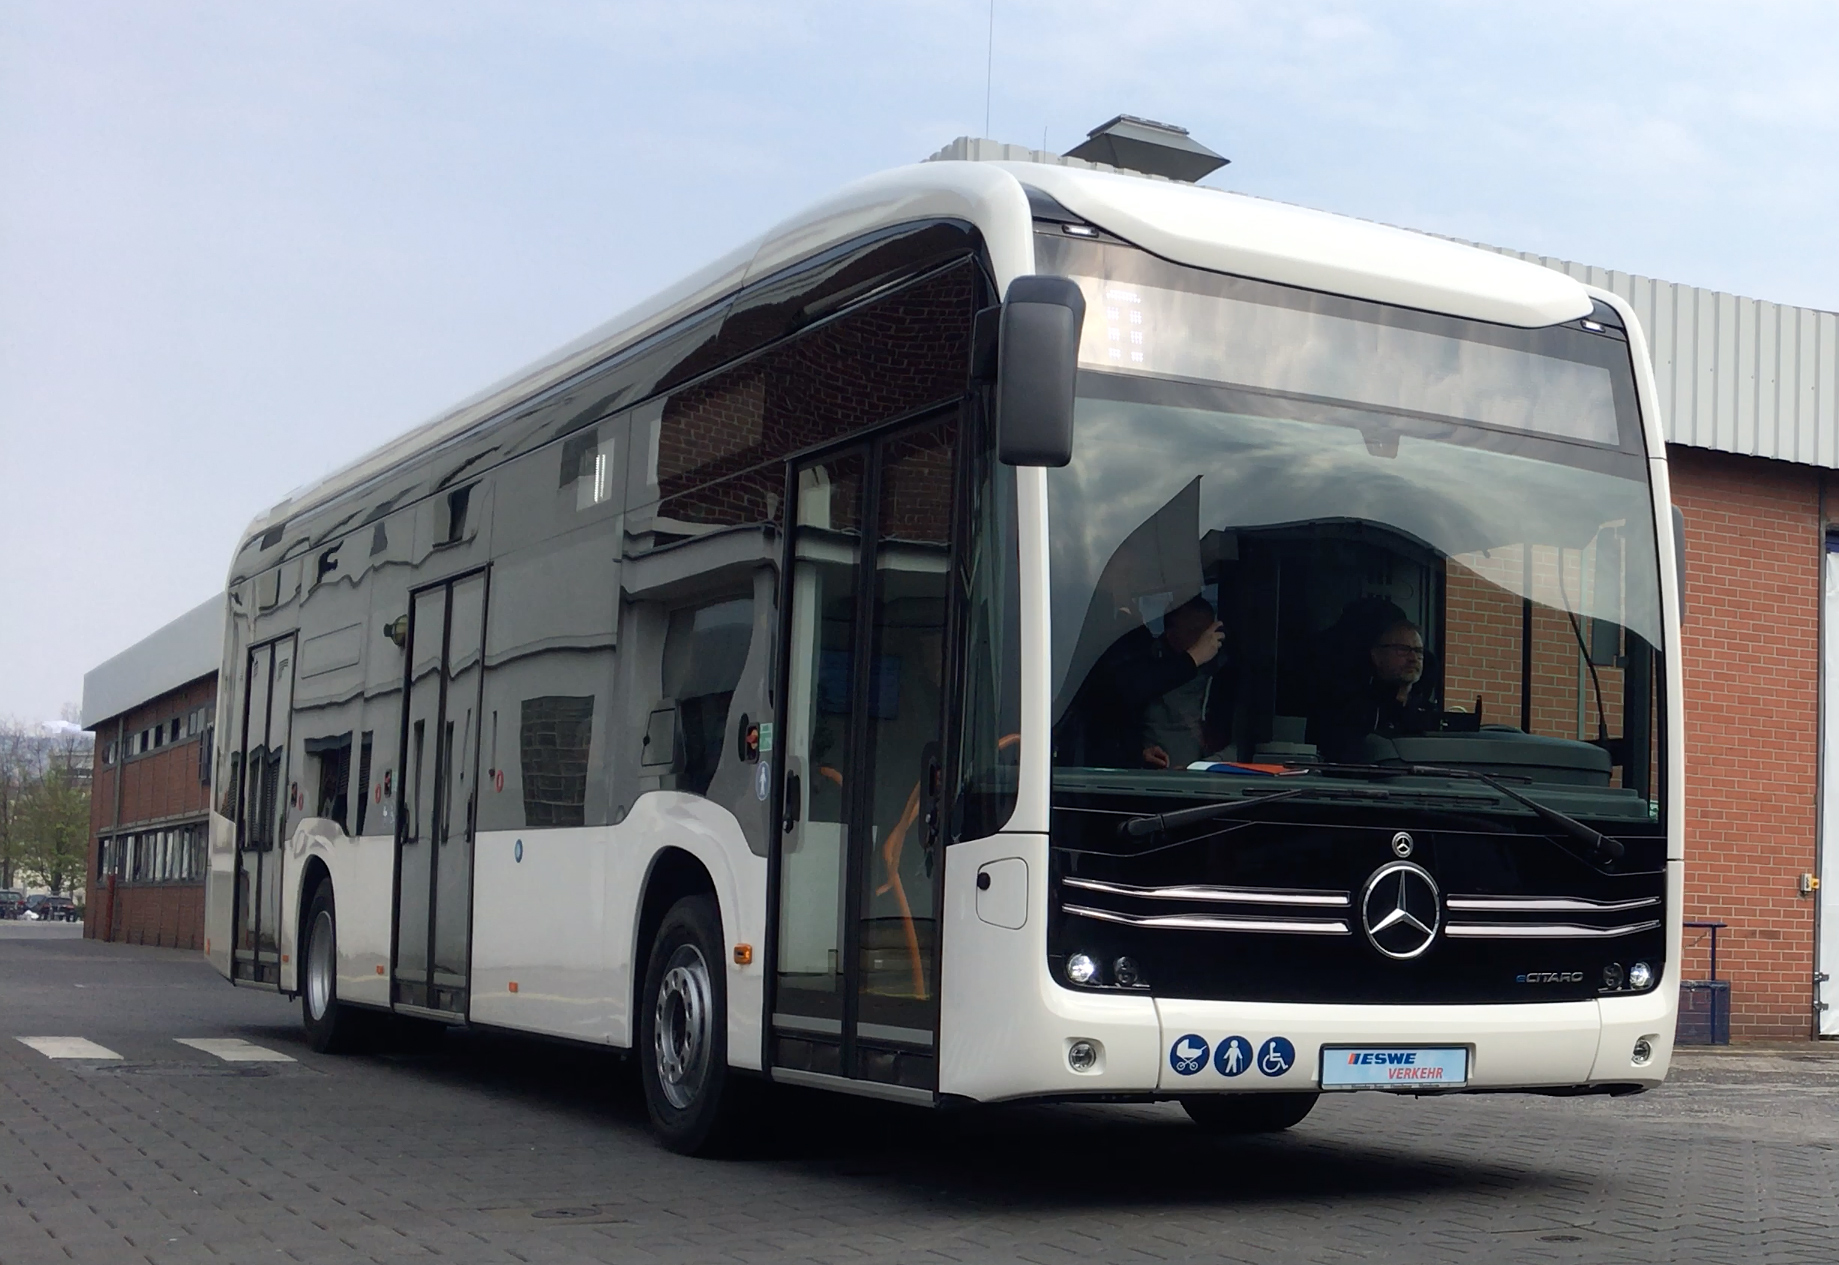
[392,571,487,1016]
[232,635,295,987]
[772,414,957,1094]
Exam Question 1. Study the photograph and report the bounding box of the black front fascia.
[1048,790,1666,1006]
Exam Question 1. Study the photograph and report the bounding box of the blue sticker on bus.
[1257,1036,1295,1077]
[1214,1035,1253,1077]
[1169,1034,1209,1076]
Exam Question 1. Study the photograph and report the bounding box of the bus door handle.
[782,768,802,835]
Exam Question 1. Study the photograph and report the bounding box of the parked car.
[0,890,24,919]
[23,895,77,922]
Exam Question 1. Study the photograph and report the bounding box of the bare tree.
[0,715,94,894]
[0,720,32,890]
[16,767,88,896]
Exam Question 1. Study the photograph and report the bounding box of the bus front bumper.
[940,987,1676,1103]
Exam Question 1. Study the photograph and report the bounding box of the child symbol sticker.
[1214,1035,1253,1077]
[1169,1034,1209,1076]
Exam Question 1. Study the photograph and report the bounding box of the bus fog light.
[1628,961,1653,990]
[1113,956,1143,988]
[1067,1039,1101,1072]
[1631,1037,1654,1066]
[1602,962,1624,990]
[1066,953,1099,986]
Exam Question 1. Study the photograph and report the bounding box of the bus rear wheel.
[301,882,370,1054]
[1181,1092,1319,1134]
[638,895,745,1154]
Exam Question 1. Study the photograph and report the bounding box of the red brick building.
[80,597,222,950]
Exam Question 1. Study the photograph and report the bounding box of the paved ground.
[2,922,1836,1265]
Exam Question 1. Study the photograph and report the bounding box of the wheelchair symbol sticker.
[1169,1034,1209,1076]
[1214,1035,1253,1077]
[1257,1036,1296,1077]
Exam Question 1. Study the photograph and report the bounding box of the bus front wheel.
[1181,1092,1319,1134]
[638,895,744,1154]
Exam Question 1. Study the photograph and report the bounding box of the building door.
[393,571,488,1016]
[231,634,295,987]
[772,413,958,1093]
[1819,539,1839,1035]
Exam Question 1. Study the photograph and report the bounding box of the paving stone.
[6,934,1839,1263]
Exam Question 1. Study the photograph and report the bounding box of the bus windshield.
[1038,235,1664,824]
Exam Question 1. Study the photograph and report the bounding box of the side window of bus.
[626,257,980,537]
[305,733,353,832]
[662,597,754,797]
[476,433,621,834]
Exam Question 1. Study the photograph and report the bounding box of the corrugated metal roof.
[81,594,224,729]
[928,135,1839,469]
[1470,246,1839,467]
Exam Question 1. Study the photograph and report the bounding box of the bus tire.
[638,894,743,1154]
[1180,1092,1318,1134]
[300,882,369,1055]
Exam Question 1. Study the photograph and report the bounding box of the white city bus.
[206,129,1684,1152]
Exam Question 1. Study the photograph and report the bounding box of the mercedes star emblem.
[1391,831,1414,858]
[1361,861,1441,960]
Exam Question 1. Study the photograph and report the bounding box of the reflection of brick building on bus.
[652,262,973,540]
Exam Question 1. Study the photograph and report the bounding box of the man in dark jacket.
[1310,598,1439,762]
[1057,596,1227,769]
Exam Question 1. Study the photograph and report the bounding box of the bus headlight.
[1067,1039,1100,1072]
[1631,1037,1654,1065]
[1113,956,1143,988]
[1628,961,1653,990]
[1066,953,1099,986]
[1602,962,1624,990]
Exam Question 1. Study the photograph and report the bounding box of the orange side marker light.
[732,944,753,966]
[508,981,519,993]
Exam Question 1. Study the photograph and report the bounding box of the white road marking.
[175,1038,296,1063]
[16,1036,123,1060]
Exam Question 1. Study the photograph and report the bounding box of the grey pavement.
[2,923,1836,1264]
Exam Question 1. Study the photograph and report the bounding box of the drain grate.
[76,1063,277,1079]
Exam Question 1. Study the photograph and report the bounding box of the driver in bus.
[1310,599,1439,763]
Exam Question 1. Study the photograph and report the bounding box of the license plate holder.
[1320,1045,1469,1089]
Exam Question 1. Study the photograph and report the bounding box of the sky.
[3,1,1837,724]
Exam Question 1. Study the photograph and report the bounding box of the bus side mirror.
[1671,505,1686,623]
[996,275,1086,467]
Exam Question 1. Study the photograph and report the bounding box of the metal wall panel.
[1480,244,1839,468]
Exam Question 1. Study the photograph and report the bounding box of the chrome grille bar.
[1063,903,1350,935]
[1062,876,1350,907]
[1444,919,1662,939]
[1446,894,1661,913]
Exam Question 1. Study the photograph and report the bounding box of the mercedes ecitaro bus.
[206,132,1684,1153]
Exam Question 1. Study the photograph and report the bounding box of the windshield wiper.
[1295,761,1624,863]
[1117,788,1307,839]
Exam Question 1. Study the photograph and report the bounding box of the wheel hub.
[654,945,712,1110]
[306,908,334,1022]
